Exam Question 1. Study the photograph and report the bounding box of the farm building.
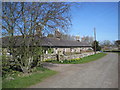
[1,30,93,61]
[2,35,92,55]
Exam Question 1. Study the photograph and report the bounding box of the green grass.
[46,53,107,64]
[2,67,57,88]
[0,77,2,90]
[2,53,107,88]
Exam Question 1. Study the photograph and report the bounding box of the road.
[30,53,118,88]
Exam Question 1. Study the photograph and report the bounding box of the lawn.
[46,53,107,64]
[2,67,57,88]
[2,53,107,88]
[0,77,2,90]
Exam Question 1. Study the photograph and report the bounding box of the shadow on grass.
[2,67,57,88]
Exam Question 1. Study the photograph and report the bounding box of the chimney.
[55,29,62,38]
[75,35,80,41]
[35,23,44,37]
[81,36,85,42]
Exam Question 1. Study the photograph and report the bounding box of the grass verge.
[46,53,107,64]
[2,67,57,88]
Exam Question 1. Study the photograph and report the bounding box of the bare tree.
[61,33,77,41]
[100,40,112,47]
[2,2,71,73]
[81,36,94,44]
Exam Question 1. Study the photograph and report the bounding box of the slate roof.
[2,35,91,48]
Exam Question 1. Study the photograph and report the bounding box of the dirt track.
[30,53,118,88]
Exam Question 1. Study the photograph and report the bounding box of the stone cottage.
[2,30,93,61]
[2,35,92,54]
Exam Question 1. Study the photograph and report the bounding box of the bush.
[2,55,11,77]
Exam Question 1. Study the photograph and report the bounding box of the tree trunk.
[22,67,29,74]
[56,53,60,61]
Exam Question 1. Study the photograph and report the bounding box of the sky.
[69,2,118,42]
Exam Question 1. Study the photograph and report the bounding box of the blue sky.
[69,2,118,42]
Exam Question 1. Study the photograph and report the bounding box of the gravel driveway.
[30,53,118,88]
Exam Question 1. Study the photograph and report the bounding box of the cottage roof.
[2,35,91,48]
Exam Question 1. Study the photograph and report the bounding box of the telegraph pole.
[94,27,96,54]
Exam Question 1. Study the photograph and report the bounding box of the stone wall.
[52,47,93,55]
[42,51,100,61]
